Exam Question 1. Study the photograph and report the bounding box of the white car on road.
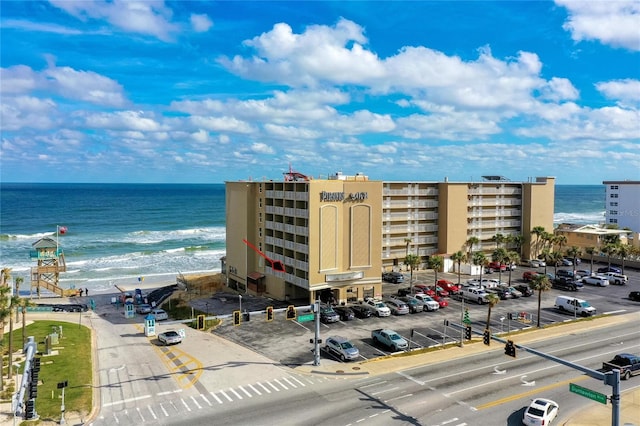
[523,398,558,426]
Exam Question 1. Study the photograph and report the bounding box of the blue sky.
[1,1,639,185]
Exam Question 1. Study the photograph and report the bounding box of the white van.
[554,296,596,317]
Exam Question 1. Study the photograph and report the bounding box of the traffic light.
[24,400,36,419]
[266,306,274,322]
[197,314,205,330]
[483,329,491,346]
[28,382,38,399]
[465,325,472,340]
[233,310,241,326]
[505,340,517,357]
[32,357,41,371]
[286,305,296,320]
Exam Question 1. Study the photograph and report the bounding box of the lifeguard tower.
[30,236,72,297]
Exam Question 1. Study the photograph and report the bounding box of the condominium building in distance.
[224,171,554,304]
[603,180,640,234]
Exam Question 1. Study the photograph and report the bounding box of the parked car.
[363,299,391,317]
[382,272,404,283]
[437,279,461,294]
[554,295,596,316]
[552,277,583,291]
[556,269,575,279]
[371,328,408,351]
[514,284,534,297]
[559,258,573,266]
[423,286,450,297]
[597,266,622,274]
[412,294,439,311]
[136,303,152,314]
[320,305,340,323]
[522,259,541,268]
[629,291,640,302]
[349,304,372,318]
[486,287,512,300]
[575,269,592,278]
[158,330,182,345]
[600,272,628,285]
[151,308,168,321]
[487,261,507,272]
[384,299,410,315]
[398,296,425,313]
[582,275,610,287]
[522,398,559,426]
[522,271,542,282]
[502,286,523,298]
[333,306,355,321]
[324,336,360,361]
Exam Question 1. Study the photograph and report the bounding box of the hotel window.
[259,228,262,238]
[610,202,618,207]
[259,212,262,223]
[259,199,263,208]
[609,219,618,224]
[610,193,618,198]
[259,183,263,193]
[610,185,618,190]
[609,210,618,215]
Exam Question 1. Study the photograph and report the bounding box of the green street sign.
[570,383,607,405]
[297,313,314,323]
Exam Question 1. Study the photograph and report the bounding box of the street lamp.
[205,302,209,317]
[238,295,242,313]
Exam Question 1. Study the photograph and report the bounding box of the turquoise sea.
[0,183,604,292]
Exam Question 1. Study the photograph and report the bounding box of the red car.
[424,286,450,298]
[431,295,449,308]
[523,271,542,282]
[488,261,507,272]
[437,279,461,294]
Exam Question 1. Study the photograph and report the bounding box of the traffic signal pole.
[313,300,321,366]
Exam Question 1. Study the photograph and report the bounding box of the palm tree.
[491,233,505,250]
[0,267,12,391]
[14,277,23,323]
[466,236,479,263]
[540,248,553,275]
[428,255,444,292]
[451,251,465,286]
[492,247,508,284]
[565,246,582,273]
[6,290,20,379]
[404,253,420,289]
[541,231,554,252]
[404,238,412,258]
[601,244,618,269]
[585,246,596,273]
[555,234,567,252]
[616,244,631,275]
[18,297,33,349]
[549,251,564,277]
[484,293,500,331]
[530,273,552,328]
[472,251,488,285]
[531,226,546,258]
[510,234,524,257]
[505,251,520,285]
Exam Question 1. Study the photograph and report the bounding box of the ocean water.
[0,183,604,292]
[1,183,226,292]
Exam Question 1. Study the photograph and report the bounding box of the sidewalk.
[294,312,640,426]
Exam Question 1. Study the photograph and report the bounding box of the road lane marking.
[371,386,399,396]
[475,375,589,409]
[288,375,307,387]
[267,381,280,391]
[103,394,151,407]
[396,371,425,385]
[181,398,191,411]
[229,387,243,399]
[136,407,145,422]
[282,376,297,388]
[190,395,202,409]
[219,390,233,402]
[200,393,212,406]
[274,378,288,390]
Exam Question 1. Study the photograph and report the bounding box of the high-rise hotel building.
[225,172,554,304]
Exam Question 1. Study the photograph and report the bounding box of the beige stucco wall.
[437,182,469,254]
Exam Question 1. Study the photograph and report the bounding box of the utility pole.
[313,300,321,366]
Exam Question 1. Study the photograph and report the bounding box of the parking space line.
[190,395,202,409]
[238,385,252,397]
[200,393,212,406]
[147,406,157,420]
[229,387,243,399]
[257,381,272,393]
[281,377,297,388]
[136,406,145,422]
[210,392,223,404]
[159,403,169,417]
[219,390,233,402]
[274,378,288,390]
[181,398,191,412]
[248,383,262,395]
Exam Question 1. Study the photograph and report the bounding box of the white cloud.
[596,79,640,105]
[85,110,162,131]
[49,0,180,42]
[250,142,274,154]
[556,0,640,51]
[190,14,213,33]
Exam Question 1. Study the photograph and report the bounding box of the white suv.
[582,275,609,287]
[363,298,391,317]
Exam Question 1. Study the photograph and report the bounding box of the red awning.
[248,272,265,280]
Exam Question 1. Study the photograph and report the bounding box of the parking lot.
[213,262,640,368]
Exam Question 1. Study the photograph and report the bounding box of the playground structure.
[29,236,75,297]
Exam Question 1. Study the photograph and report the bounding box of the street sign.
[297,313,314,323]
[569,383,607,405]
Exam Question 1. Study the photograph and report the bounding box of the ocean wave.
[0,231,57,240]
[554,211,605,225]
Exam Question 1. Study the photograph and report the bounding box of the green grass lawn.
[3,320,92,423]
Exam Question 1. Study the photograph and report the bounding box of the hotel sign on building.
[320,191,368,202]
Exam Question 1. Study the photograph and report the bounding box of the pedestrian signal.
[286,305,296,320]
[483,329,491,346]
[465,325,472,340]
[505,340,516,357]
[266,306,274,322]
[233,310,241,326]
[197,314,205,330]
